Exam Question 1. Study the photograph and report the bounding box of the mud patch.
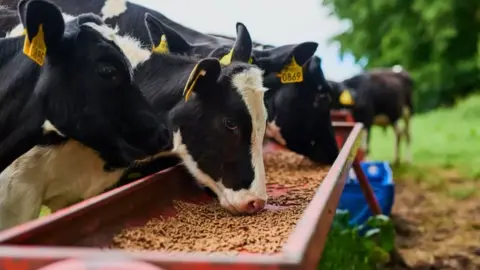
[388,171,480,270]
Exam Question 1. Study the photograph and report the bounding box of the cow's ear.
[256,42,318,73]
[291,42,318,66]
[144,13,191,54]
[16,0,28,26]
[217,22,253,65]
[20,0,65,61]
[183,58,221,101]
[229,22,253,63]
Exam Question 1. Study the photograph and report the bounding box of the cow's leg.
[364,126,372,157]
[403,111,412,164]
[393,122,402,166]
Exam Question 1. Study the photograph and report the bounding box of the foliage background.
[322,0,480,113]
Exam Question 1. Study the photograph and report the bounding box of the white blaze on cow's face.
[168,66,269,215]
[227,67,269,211]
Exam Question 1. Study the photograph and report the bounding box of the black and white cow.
[6,11,271,215]
[329,67,414,165]
[135,15,270,215]
[0,0,169,229]
[0,0,340,165]
[142,17,339,164]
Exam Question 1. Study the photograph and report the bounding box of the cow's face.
[17,0,167,169]
[145,14,268,215]
[170,62,269,215]
[264,56,339,164]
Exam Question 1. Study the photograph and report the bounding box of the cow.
[0,0,169,230]
[0,0,340,165]
[329,68,414,165]
[143,18,339,164]
[7,11,271,216]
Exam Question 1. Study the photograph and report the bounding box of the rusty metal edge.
[0,124,363,270]
[0,166,182,242]
[282,123,364,267]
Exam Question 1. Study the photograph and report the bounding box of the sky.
[130,0,363,81]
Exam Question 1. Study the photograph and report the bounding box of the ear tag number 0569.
[278,57,303,84]
[23,24,47,66]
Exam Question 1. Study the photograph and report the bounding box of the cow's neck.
[129,53,202,161]
[0,37,48,172]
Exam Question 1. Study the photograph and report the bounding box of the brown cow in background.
[329,66,414,165]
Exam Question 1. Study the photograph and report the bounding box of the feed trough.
[330,109,355,123]
[331,109,366,162]
[0,123,364,270]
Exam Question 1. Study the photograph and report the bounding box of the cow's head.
[16,0,168,169]
[143,17,340,164]
[262,55,339,164]
[145,14,268,215]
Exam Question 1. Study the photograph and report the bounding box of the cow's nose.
[240,198,266,214]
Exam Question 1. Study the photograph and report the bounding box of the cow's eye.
[96,62,119,81]
[223,118,238,131]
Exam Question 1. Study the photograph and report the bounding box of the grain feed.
[111,150,330,254]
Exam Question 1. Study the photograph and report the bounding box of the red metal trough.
[0,123,366,270]
[331,109,366,161]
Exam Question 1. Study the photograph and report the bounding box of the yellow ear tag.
[183,65,206,101]
[219,49,233,65]
[152,34,169,54]
[23,24,47,66]
[277,57,303,84]
[22,28,30,53]
[219,49,253,65]
[339,89,354,105]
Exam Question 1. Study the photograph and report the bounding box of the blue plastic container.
[337,161,395,227]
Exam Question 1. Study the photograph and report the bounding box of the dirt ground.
[387,171,480,270]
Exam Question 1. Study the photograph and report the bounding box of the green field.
[368,94,480,190]
[318,94,480,269]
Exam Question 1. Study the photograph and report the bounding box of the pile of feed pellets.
[111,150,330,254]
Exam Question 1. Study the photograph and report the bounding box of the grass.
[368,94,480,198]
[318,94,480,269]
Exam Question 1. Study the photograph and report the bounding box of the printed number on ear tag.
[277,57,303,84]
[339,90,354,105]
[23,24,47,66]
[152,34,169,54]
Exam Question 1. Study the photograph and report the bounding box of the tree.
[323,0,480,113]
